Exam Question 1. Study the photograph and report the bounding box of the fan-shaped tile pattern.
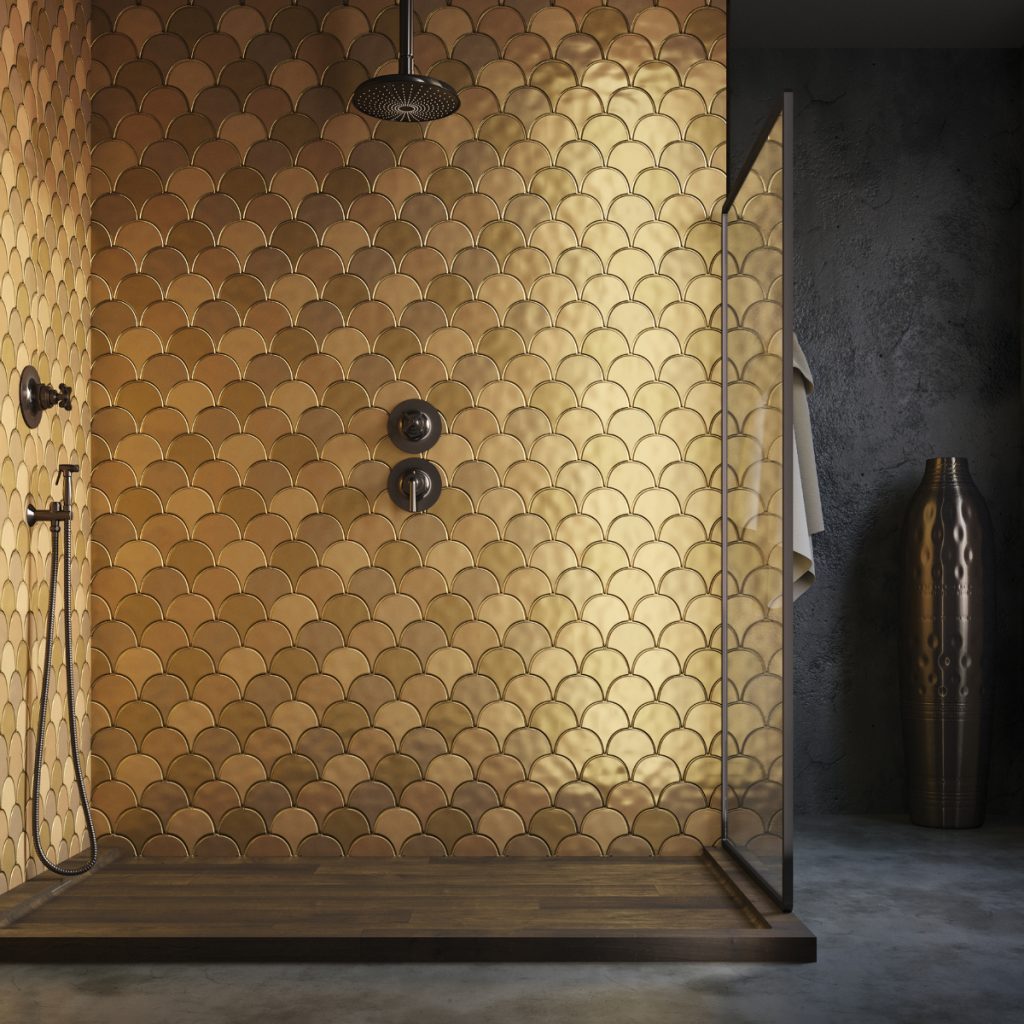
[91,0,728,859]
[723,112,784,865]
[0,0,92,891]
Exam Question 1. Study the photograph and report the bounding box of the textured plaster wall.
[729,49,1024,815]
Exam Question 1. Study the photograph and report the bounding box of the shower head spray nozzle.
[352,0,460,123]
[353,73,459,123]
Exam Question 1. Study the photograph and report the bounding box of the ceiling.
[729,0,1024,48]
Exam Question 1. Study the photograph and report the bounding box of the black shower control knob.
[400,408,431,443]
[388,399,442,453]
[38,381,71,412]
[19,366,74,428]
[388,458,441,513]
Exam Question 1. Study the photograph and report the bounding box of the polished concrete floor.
[1,816,1020,1023]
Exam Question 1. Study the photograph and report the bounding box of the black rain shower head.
[353,73,459,123]
[352,0,460,123]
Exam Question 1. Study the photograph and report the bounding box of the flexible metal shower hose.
[32,514,98,875]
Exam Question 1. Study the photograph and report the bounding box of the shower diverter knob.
[388,399,442,453]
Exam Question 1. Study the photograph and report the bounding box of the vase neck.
[924,457,970,483]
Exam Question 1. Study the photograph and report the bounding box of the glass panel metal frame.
[720,93,794,911]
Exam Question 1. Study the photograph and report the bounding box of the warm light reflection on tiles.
[90,0,729,858]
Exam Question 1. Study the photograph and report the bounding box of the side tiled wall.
[0,0,91,890]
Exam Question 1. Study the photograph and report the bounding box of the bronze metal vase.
[899,457,995,827]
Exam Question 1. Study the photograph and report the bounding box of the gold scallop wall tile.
[0,0,91,889]
[90,0,728,860]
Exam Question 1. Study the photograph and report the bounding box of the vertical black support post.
[780,89,795,912]
[720,182,730,852]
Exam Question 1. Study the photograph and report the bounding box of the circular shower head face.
[353,73,460,122]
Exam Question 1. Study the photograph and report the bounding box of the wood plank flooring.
[0,850,815,962]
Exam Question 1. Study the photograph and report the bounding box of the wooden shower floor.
[0,850,814,962]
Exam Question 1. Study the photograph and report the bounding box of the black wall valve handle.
[20,365,73,429]
[388,399,442,453]
[388,458,441,513]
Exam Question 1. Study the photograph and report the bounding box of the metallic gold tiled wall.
[0,0,91,891]
[90,0,728,857]
[724,112,784,867]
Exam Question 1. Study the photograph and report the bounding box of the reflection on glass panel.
[723,107,789,904]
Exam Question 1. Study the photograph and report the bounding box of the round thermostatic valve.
[388,399,442,453]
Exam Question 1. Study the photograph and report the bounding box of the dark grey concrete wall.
[729,50,1024,815]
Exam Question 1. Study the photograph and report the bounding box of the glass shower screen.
[720,95,793,909]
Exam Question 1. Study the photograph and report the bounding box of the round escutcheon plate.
[388,399,442,453]
[20,365,42,428]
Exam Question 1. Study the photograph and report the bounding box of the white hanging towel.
[793,335,824,598]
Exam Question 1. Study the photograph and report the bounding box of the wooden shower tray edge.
[0,852,816,963]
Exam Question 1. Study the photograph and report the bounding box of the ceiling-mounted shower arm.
[398,0,414,76]
[352,0,460,122]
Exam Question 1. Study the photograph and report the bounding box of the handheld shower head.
[353,0,459,123]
